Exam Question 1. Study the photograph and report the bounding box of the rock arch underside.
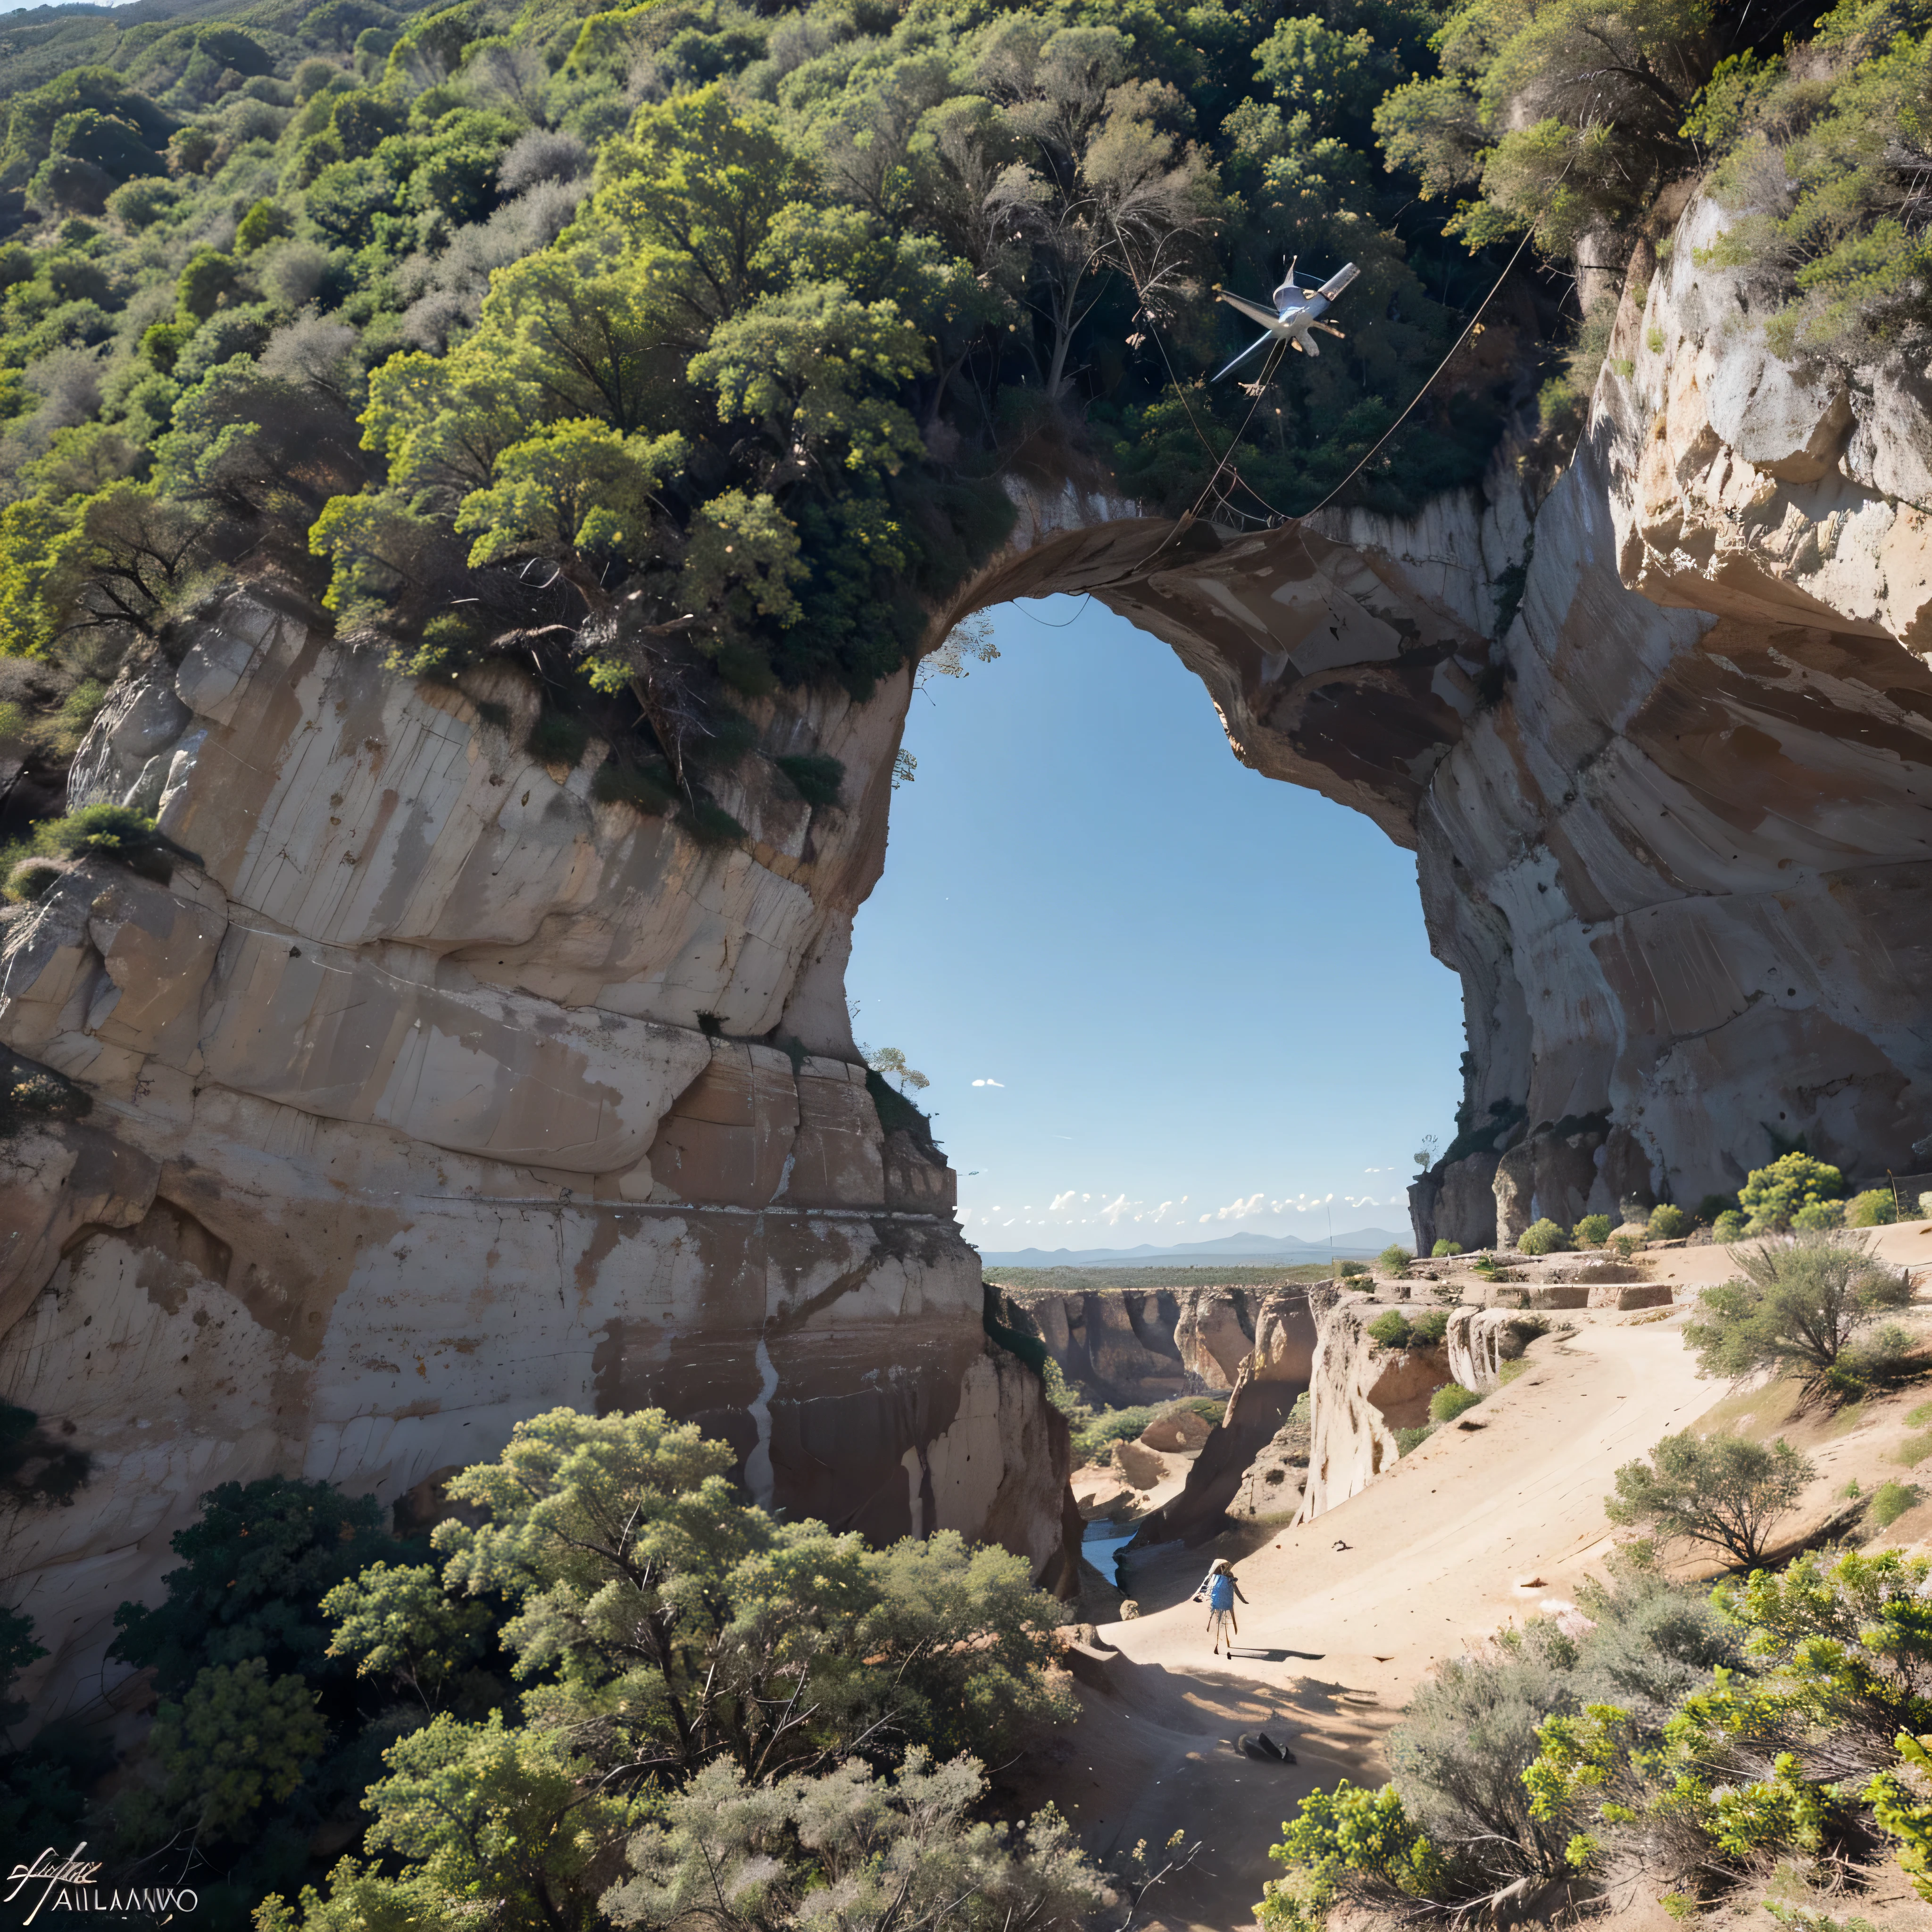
[6,205,1932,1717]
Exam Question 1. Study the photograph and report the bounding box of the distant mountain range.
[974,1227,1408,1268]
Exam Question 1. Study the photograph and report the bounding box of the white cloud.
[1098,1193,1132,1225]
[1211,1192,1268,1222]
[971,1077,1006,1088]
[1050,1191,1076,1211]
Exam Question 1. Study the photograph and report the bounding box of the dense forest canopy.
[0,0,1921,839]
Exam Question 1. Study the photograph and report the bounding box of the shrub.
[1409,1309,1450,1347]
[1740,1151,1845,1232]
[1368,1310,1415,1349]
[1378,1243,1413,1274]
[1337,1259,1369,1279]
[1432,1237,1459,1256]
[30,804,188,884]
[1713,1208,1747,1243]
[1069,1404,1158,1466]
[1847,1188,1899,1227]
[525,709,591,769]
[591,760,676,816]
[1517,1217,1569,1255]
[1793,1198,1846,1231]
[1574,1214,1612,1247]
[1695,1192,1738,1226]
[3,858,64,902]
[1683,1231,1912,1393]
[1648,1203,1689,1239]
[1605,1431,1815,1566]
[773,752,843,807]
[1395,1425,1433,1456]
[1430,1383,1483,1424]
[680,800,746,847]
[1870,1481,1920,1529]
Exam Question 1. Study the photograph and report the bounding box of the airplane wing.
[1216,289,1287,331]
[1213,330,1274,381]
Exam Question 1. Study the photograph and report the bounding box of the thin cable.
[1015,595,1093,627]
[1302,205,1557,521]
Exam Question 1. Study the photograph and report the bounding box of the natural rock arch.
[5,200,1930,1721]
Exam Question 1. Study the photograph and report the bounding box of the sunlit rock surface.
[1,601,1075,1719]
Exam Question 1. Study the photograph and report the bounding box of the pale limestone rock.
[1298,1300,1452,1522]
[1139,1406,1212,1453]
[1,597,1074,1724]
[1112,1438,1168,1491]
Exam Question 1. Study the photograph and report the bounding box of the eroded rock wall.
[992,1282,1262,1406]
[1,599,1074,1720]
[1296,1299,1451,1522]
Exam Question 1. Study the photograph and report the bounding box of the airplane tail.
[1317,263,1359,301]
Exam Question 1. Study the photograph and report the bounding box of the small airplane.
[1213,259,1361,377]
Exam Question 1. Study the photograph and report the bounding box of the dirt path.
[1029,1314,1714,1931]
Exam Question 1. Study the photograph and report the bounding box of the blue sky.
[845,594,1467,1252]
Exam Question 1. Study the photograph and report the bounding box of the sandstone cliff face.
[1133,1287,1326,1545]
[1296,1299,1451,1522]
[993,1282,1261,1406]
[1,600,1074,1719]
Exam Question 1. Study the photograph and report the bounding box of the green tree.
[1606,1431,1814,1567]
[1739,1152,1846,1232]
[1374,0,1719,260]
[1682,1230,1912,1391]
[125,1657,328,1846]
[321,1562,492,1711]
[428,1408,1069,1787]
[606,1750,1106,1930]
[453,419,687,615]
[110,1475,405,1696]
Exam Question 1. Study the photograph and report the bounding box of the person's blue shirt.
[1209,1572,1236,1611]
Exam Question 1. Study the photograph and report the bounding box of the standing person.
[1196,1557,1248,1655]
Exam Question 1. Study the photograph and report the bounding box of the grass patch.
[1431,1383,1483,1424]
[1395,1425,1432,1456]
[1907,1401,1932,1428]
[1869,1480,1921,1528]
[5,804,196,896]
[1498,1358,1529,1384]
[1894,1431,1932,1467]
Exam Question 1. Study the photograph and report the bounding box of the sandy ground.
[1016,1219,1932,1932]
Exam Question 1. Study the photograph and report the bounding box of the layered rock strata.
[1,600,1075,1719]
[991,1282,1263,1404]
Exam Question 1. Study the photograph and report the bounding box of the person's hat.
[1210,1558,1233,1574]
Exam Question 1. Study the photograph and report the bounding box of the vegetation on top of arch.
[0,0,1911,753]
